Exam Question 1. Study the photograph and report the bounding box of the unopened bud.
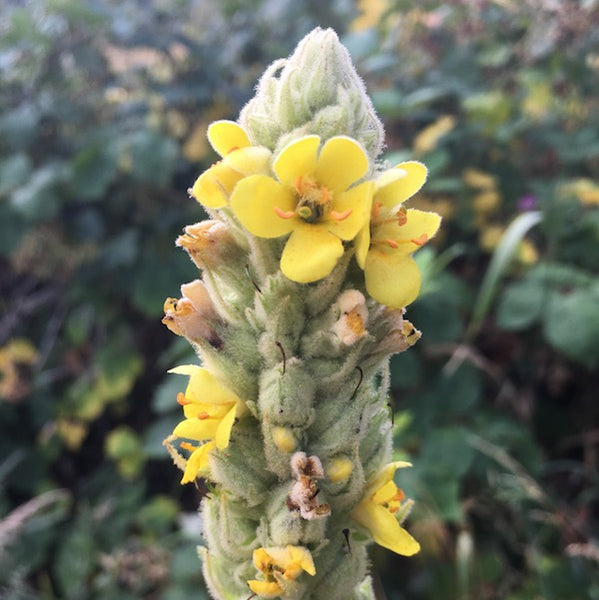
[162,279,221,345]
[176,220,242,271]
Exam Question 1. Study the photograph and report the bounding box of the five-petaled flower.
[190,120,271,209]
[355,161,441,308]
[352,461,420,556]
[247,545,316,598]
[230,135,373,283]
[169,365,246,483]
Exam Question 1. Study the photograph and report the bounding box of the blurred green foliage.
[1,0,598,598]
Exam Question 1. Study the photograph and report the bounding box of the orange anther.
[295,176,304,195]
[397,209,408,226]
[330,209,352,221]
[372,202,383,221]
[274,206,296,219]
[180,441,197,452]
[386,239,399,248]
[177,392,191,406]
[411,233,429,246]
[394,488,406,502]
[227,146,240,154]
[197,412,210,420]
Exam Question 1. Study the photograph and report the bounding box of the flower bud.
[162,279,221,346]
[176,220,242,271]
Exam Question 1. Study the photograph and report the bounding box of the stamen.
[180,441,198,452]
[295,176,304,195]
[226,146,240,154]
[372,202,383,221]
[411,233,429,246]
[177,392,191,406]
[273,206,296,219]
[397,208,408,226]
[330,209,352,221]
[197,412,210,420]
[385,239,399,248]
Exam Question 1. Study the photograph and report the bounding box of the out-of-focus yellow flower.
[351,0,389,32]
[413,115,455,155]
[472,190,501,216]
[231,135,372,283]
[190,120,271,208]
[479,224,504,251]
[518,239,539,265]
[247,546,316,598]
[355,162,441,308]
[0,338,38,402]
[352,461,420,556]
[463,168,497,190]
[560,178,599,206]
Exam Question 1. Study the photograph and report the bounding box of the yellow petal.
[168,365,200,376]
[247,580,283,598]
[230,175,296,238]
[354,224,370,269]
[273,136,320,188]
[263,546,316,577]
[287,545,316,577]
[214,404,237,449]
[173,417,219,441]
[280,225,344,283]
[186,368,240,405]
[372,209,442,256]
[182,401,230,420]
[207,120,250,157]
[365,461,412,496]
[222,145,272,176]
[353,502,420,556]
[180,441,214,484]
[371,480,399,506]
[375,162,428,207]
[364,252,422,308]
[253,547,274,572]
[191,162,241,208]
[327,181,373,241]
[315,136,369,193]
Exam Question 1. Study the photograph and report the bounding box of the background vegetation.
[1,0,598,598]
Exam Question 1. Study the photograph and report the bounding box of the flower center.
[295,176,332,223]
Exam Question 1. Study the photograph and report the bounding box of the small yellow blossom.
[352,461,420,556]
[328,456,353,483]
[248,546,316,598]
[190,120,271,208]
[231,135,373,283]
[272,426,298,453]
[355,161,441,308]
[169,365,247,482]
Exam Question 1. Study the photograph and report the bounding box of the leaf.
[543,289,599,369]
[466,211,543,340]
[496,279,546,330]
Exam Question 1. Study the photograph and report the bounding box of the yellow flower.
[190,120,271,208]
[247,546,316,598]
[179,440,215,484]
[355,161,441,308]
[352,461,420,556]
[230,135,373,283]
[169,364,246,460]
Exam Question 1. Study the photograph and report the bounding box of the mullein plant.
[162,28,441,600]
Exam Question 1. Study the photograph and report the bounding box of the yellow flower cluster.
[167,365,246,484]
[191,120,441,309]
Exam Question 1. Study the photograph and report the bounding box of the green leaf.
[496,279,546,330]
[0,154,32,196]
[543,289,599,369]
[130,129,179,186]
